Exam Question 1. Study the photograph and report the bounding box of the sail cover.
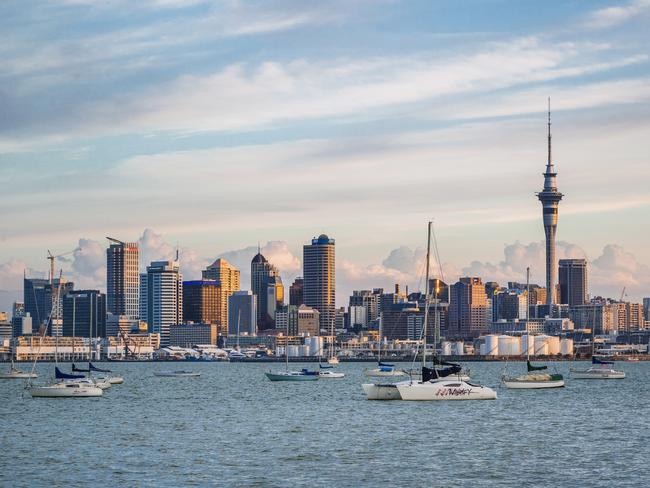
[378,361,394,367]
[592,356,614,365]
[527,361,548,372]
[72,363,90,372]
[422,365,462,382]
[319,364,333,369]
[55,367,85,379]
[89,363,111,373]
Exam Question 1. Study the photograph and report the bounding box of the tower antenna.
[547,97,552,168]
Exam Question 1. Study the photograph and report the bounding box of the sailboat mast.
[422,221,432,370]
[526,267,530,362]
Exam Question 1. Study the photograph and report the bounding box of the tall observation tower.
[537,99,563,306]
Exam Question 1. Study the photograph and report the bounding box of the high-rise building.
[228,290,257,336]
[182,280,221,325]
[428,279,449,302]
[303,234,335,333]
[643,298,650,322]
[558,258,588,306]
[169,323,217,347]
[24,277,74,331]
[106,238,139,319]
[202,258,240,329]
[12,301,25,319]
[141,260,183,346]
[380,285,407,318]
[349,290,381,325]
[289,277,304,306]
[275,304,320,336]
[251,252,284,330]
[492,290,527,321]
[569,303,616,335]
[448,277,488,339]
[62,290,107,338]
[537,101,563,306]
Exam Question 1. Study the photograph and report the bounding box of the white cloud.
[584,0,650,29]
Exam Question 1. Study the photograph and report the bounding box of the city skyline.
[1,0,650,309]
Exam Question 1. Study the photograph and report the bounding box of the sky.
[1,0,650,313]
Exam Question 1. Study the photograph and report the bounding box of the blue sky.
[1,0,650,311]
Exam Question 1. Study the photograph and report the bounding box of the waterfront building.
[303,234,335,333]
[62,290,107,338]
[558,258,588,306]
[182,280,221,326]
[448,277,489,339]
[0,322,12,342]
[537,101,563,306]
[106,237,139,319]
[569,304,616,334]
[169,323,217,347]
[23,277,74,330]
[141,260,183,346]
[276,304,320,336]
[202,258,240,329]
[228,290,257,336]
[289,277,304,306]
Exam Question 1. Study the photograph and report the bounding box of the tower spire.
[547,97,552,169]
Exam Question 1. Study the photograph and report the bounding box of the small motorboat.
[154,370,201,377]
[319,370,345,379]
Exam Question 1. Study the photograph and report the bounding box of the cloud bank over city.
[1,0,649,311]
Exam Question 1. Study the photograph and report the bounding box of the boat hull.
[154,371,201,377]
[29,384,103,398]
[108,376,124,384]
[319,371,345,379]
[364,368,407,378]
[0,372,38,379]
[362,383,402,400]
[502,379,565,389]
[396,380,497,401]
[265,372,319,381]
[570,369,625,379]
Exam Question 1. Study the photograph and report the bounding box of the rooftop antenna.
[547,97,552,168]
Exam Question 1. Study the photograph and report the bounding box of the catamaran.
[502,268,565,389]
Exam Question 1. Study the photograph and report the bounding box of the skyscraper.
[303,234,335,333]
[643,297,650,322]
[448,277,488,339]
[289,277,304,306]
[558,258,588,306]
[228,290,257,335]
[251,251,284,330]
[141,260,183,346]
[182,280,221,325]
[537,100,563,306]
[24,277,74,331]
[106,237,140,319]
[202,258,240,329]
[62,290,107,338]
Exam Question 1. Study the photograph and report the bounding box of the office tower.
[484,282,501,298]
[537,101,563,306]
[493,290,528,321]
[141,260,183,346]
[626,303,644,333]
[12,301,25,319]
[24,277,74,330]
[182,280,221,325]
[228,290,257,336]
[380,284,407,318]
[169,323,217,347]
[569,304,616,335]
[428,279,449,302]
[12,314,33,337]
[251,252,284,330]
[289,277,304,306]
[642,298,650,322]
[276,304,320,336]
[62,290,107,338]
[558,258,588,306]
[349,290,381,325]
[303,234,335,333]
[448,277,488,339]
[202,258,240,329]
[106,237,140,319]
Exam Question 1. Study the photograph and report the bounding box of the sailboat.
[502,268,565,389]
[365,222,497,401]
[27,268,103,398]
[0,350,38,379]
[570,337,625,380]
[265,319,319,382]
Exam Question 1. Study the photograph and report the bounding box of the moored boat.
[265,370,319,381]
[29,382,103,398]
[570,357,625,379]
[154,370,201,377]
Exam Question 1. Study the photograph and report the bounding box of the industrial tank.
[547,336,561,355]
[441,341,453,356]
[498,335,521,356]
[484,335,499,356]
[453,341,465,356]
[560,338,574,356]
[520,335,534,356]
[534,335,550,356]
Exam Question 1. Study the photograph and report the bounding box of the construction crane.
[47,248,77,284]
[620,287,627,303]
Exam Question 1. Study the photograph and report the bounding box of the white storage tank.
[308,336,323,356]
[560,338,574,356]
[498,335,521,356]
[547,336,561,355]
[484,335,499,356]
[479,343,487,355]
[300,345,310,357]
[287,345,300,357]
[453,341,464,356]
[441,341,453,356]
[534,335,550,356]
[520,335,534,356]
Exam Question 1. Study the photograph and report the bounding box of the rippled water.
[1,361,648,487]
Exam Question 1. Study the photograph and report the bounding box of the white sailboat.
[26,267,103,398]
[365,222,496,401]
[154,370,201,377]
[0,355,38,379]
[502,268,565,389]
[266,318,319,382]
[570,334,625,380]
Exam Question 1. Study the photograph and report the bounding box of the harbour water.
[1,361,648,487]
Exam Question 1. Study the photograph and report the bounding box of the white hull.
[266,371,319,381]
[29,383,103,398]
[362,382,403,400]
[0,371,38,379]
[396,380,497,401]
[319,371,345,378]
[327,357,340,365]
[570,368,625,379]
[108,376,124,384]
[502,379,565,389]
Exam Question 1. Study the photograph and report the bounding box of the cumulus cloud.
[590,245,650,299]
[138,228,209,280]
[0,260,31,314]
